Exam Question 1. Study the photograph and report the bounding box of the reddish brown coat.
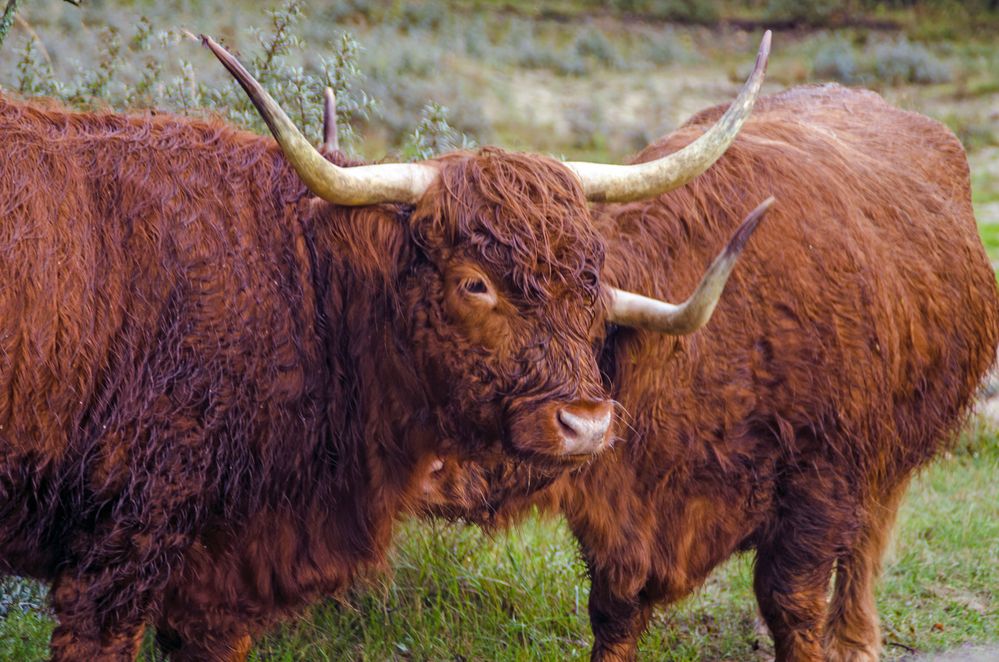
[0,96,614,660]
[425,85,999,661]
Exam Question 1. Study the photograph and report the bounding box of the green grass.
[0,2,997,659]
[978,223,999,261]
[0,611,52,662]
[877,427,999,656]
[4,427,994,661]
[249,520,760,661]
[974,166,999,261]
[248,428,999,661]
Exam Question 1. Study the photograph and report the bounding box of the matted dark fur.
[0,97,614,660]
[422,85,999,661]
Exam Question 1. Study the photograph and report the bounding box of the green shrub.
[648,0,720,23]
[565,99,608,150]
[0,578,47,617]
[570,25,623,69]
[0,1,447,158]
[813,37,860,83]
[397,1,447,32]
[810,35,953,87]
[610,0,719,23]
[401,101,476,161]
[639,25,693,65]
[874,37,952,84]
[766,0,844,25]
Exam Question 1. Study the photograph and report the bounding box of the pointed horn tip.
[323,87,337,119]
[199,35,236,65]
[200,34,230,61]
[756,195,776,214]
[726,196,776,256]
[322,87,339,151]
[754,31,773,72]
[200,34,256,94]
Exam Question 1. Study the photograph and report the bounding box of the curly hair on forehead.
[412,147,605,303]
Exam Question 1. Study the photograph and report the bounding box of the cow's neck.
[305,215,433,564]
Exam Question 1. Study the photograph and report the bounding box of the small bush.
[322,0,381,23]
[570,25,623,70]
[498,20,564,72]
[639,26,692,65]
[364,72,488,150]
[813,38,860,83]
[873,37,952,85]
[610,0,718,23]
[2,1,380,155]
[401,102,476,161]
[565,99,608,150]
[516,39,565,72]
[647,0,719,23]
[810,35,953,87]
[766,0,842,25]
[461,15,491,59]
[397,1,447,32]
[0,577,48,617]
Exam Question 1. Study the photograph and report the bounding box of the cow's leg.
[155,586,254,662]
[49,574,148,662]
[753,544,835,662]
[753,464,853,662]
[49,415,211,661]
[565,464,655,662]
[155,551,256,662]
[588,570,653,662]
[823,480,909,662]
[155,623,253,662]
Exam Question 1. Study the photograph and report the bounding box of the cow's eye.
[457,276,497,308]
[462,279,489,295]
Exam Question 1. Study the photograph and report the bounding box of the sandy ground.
[903,644,999,661]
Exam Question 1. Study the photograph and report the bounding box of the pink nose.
[556,401,614,455]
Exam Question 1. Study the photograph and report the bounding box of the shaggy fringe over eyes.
[414,147,604,305]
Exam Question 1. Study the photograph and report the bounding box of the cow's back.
[599,84,999,484]
[0,98,324,574]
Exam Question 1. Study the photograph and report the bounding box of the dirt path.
[902,644,999,661]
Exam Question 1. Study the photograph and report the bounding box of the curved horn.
[566,31,771,203]
[201,35,436,206]
[607,197,774,334]
[322,87,339,152]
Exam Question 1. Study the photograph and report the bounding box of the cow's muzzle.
[555,400,614,455]
[507,398,616,461]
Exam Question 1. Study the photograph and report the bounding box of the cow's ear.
[322,204,415,285]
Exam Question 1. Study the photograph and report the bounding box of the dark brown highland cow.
[422,85,999,661]
[0,33,774,661]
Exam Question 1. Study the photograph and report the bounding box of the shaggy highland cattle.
[421,85,999,660]
[0,33,773,661]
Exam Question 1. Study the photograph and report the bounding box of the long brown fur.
[423,84,999,661]
[0,96,615,659]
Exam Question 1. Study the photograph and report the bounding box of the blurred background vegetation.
[1,0,996,222]
[0,1,997,660]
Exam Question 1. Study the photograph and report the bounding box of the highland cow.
[422,84,999,661]
[0,34,773,661]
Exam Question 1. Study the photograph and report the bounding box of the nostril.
[557,408,581,438]
[556,405,613,456]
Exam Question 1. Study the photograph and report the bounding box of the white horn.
[322,87,339,152]
[202,35,436,206]
[566,31,771,203]
[607,197,774,334]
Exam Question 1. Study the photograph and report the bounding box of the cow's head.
[202,33,772,464]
